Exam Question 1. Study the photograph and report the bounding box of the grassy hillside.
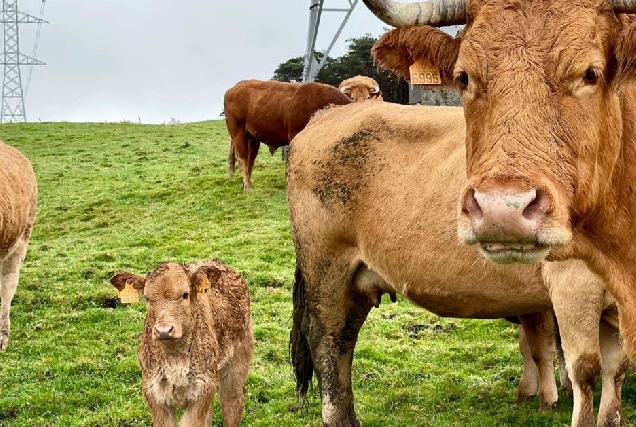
[0,120,633,426]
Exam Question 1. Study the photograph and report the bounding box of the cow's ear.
[110,272,146,292]
[373,26,460,85]
[188,265,221,293]
[614,17,636,85]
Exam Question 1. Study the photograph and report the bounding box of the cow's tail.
[290,261,313,404]
[227,136,236,178]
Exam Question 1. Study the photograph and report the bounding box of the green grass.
[0,120,634,426]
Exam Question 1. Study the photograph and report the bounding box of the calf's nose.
[154,324,175,340]
[462,188,549,240]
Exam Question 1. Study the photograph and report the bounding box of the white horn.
[362,0,466,27]
[340,86,351,93]
[370,85,380,93]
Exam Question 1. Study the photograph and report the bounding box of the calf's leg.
[219,329,253,427]
[597,319,629,427]
[518,312,558,410]
[180,392,214,427]
[0,235,29,350]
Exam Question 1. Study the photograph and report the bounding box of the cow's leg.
[546,262,604,427]
[219,330,253,427]
[597,319,629,427]
[229,130,253,190]
[518,312,558,410]
[292,258,372,427]
[516,324,539,402]
[0,234,29,350]
[555,318,574,395]
[227,136,236,178]
[179,392,214,427]
[246,136,260,183]
[144,395,176,427]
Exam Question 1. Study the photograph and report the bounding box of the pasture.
[0,120,633,426]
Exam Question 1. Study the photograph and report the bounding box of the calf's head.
[368,0,636,263]
[111,263,220,341]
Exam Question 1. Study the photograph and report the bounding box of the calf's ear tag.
[197,277,211,294]
[118,282,140,304]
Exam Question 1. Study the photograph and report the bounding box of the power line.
[0,0,47,123]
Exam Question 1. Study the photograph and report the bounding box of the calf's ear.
[372,26,460,85]
[188,265,222,292]
[110,272,146,292]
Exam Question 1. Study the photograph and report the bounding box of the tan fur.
[111,260,253,427]
[0,141,37,350]
[369,0,636,389]
[223,79,352,189]
[287,101,626,426]
[338,76,384,102]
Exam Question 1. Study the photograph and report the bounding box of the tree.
[272,34,409,104]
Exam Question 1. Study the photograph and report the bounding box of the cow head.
[368,0,636,264]
[110,263,220,341]
[339,76,384,101]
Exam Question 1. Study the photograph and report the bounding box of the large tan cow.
[364,0,636,384]
[224,79,352,189]
[287,102,628,426]
[0,141,37,350]
[338,75,383,102]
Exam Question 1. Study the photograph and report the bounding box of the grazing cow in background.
[0,141,37,350]
[111,260,253,427]
[224,79,352,189]
[338,75,383,102]
[366,0,636,367]
[287,102,628,427]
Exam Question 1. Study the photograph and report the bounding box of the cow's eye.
[456,72,469,89]
[182,292,189,300]
[583,68,598,85]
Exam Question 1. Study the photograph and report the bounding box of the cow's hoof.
[538,400,558,412]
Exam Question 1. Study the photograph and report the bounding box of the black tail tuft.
[290,262,313,402]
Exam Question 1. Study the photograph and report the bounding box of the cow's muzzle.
[153,322,179,340]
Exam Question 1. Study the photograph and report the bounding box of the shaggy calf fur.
[111,260,253,427]
[0,141,37,350]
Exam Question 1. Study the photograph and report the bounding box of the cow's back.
[0,142,37,254]
[288,102,549,318]
[224,80,351,147]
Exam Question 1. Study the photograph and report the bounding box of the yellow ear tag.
[409,59,442,85]
[118,282,140,304]
[197,276,211,294]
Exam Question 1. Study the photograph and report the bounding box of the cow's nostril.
[522,189,549,221]
[463,188,483,220]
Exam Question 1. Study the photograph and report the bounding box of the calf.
[111,260,253,427]
[0,141,37,350]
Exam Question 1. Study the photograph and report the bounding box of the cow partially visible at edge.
[224,79,352,189]
[0,141,37,350]
[338,75,383,102]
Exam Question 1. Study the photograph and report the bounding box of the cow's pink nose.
[463,188,549,241]
[154,324,174,340]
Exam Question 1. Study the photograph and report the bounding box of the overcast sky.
[12,0,401,124]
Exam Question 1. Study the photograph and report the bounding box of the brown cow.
[338,75,383,102]
[366,0,636,390]
[111,260,253,427]
[287,102,628,426]
[0,141,37,350]
[224,79,352,189]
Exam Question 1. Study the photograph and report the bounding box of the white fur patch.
[147,363,205,408]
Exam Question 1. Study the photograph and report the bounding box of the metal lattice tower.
[0,0,46,123]
[303,0,358,82]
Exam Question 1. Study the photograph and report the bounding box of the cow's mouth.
[479,242,551,264]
